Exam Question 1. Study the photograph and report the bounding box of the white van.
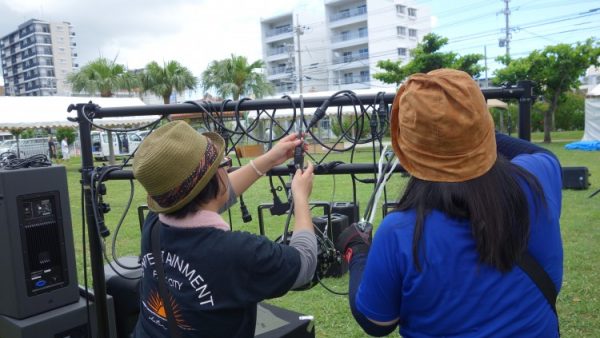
[91,131,143,161]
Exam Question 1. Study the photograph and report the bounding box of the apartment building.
[1,19,78,96]
[260,0,431,94]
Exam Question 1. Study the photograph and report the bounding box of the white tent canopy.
[583,84,600,141]
[0,96,155,132]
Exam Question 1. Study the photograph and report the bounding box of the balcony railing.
[24,72,40,81]
[332,30,368,43]
[333,53,369,64]
[340,74,370,85]
[266,25,293,37]
[267,46,289,56]
[270,67,293,76]
[330,7,367,22]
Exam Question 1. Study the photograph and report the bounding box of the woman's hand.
[291,161,314,201]
[264,133,307,168]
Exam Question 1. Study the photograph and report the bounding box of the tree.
[56,127,77,146]
[374,33,484,85]
[67,57,137,97]
[140,60,197,104]
[494,38,600,142]
[201,54,273,101]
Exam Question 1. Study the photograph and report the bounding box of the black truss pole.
[89,87,527,119]
[73,104,110,337]
[517,80,534,141]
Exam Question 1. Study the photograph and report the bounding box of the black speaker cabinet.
[0,166,78,319]
[331,202,359,225]
[0,294,117,338]
[562,166,590,190]
[104,257,142,338]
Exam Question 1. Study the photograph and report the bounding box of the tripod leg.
[589,188,600,198]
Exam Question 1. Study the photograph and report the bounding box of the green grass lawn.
[63,130,598,337]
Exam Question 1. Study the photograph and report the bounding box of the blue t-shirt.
[356,153,563,337]
[134,213,301,337]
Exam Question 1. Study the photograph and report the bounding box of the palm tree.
[201,54,273,101]
[68,57,137,165]
[140,61,197,104]
[67,57,137,97]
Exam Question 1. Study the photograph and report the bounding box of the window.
[397,48,407,57]
[339,8,350,19]
[358,48,368,58]
[321,117,330,129]
[397,26,406,36]
[408,8,417,17]
[358,27,368,38]
[341,30,350,41]
[357,4,367,15]
[360,70,370,82]
[343,72,354,84]
[409,29,417,39]
[343,51,353,62]
[396,5,406,14]
[129,134,142,142]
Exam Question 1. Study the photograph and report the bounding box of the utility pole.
[484,45,489,88]
[500,0,511,58]
[294,14,307,94]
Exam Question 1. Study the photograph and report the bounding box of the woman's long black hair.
[396,155,546,272]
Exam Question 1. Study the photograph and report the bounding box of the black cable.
[316,274,348,296]
[110,179,142,271]
[90,166,141,279]
[3,153,51,169]
[78,102,166,133]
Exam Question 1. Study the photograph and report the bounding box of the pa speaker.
[0,166,78,319]
[331,202,359,225]
[562,166,590,190]
[104,256,142,338]
[0,293,117,338]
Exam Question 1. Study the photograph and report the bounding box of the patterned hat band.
[150,139,219,209]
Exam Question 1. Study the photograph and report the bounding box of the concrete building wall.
[260,0,431,94]
[260,8,328,95]
[50,22,75,96]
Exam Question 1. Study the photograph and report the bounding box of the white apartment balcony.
[329,7,367,29]
[331,53,369,71]
[264,26,294,44]
[333,74,370,90]
[267,67,294,81]
[266,46,291,62]
[331,31,368,49]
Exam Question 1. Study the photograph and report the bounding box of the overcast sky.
[1,0,598,91]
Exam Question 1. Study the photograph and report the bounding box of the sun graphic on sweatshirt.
[147,289,191,329]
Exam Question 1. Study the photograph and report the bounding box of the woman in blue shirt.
[337,69,562,337]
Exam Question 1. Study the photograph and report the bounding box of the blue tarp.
[565,141,600,151]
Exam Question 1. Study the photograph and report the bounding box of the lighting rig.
[68,80,534,337]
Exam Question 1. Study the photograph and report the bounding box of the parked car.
[91,131,143,161]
